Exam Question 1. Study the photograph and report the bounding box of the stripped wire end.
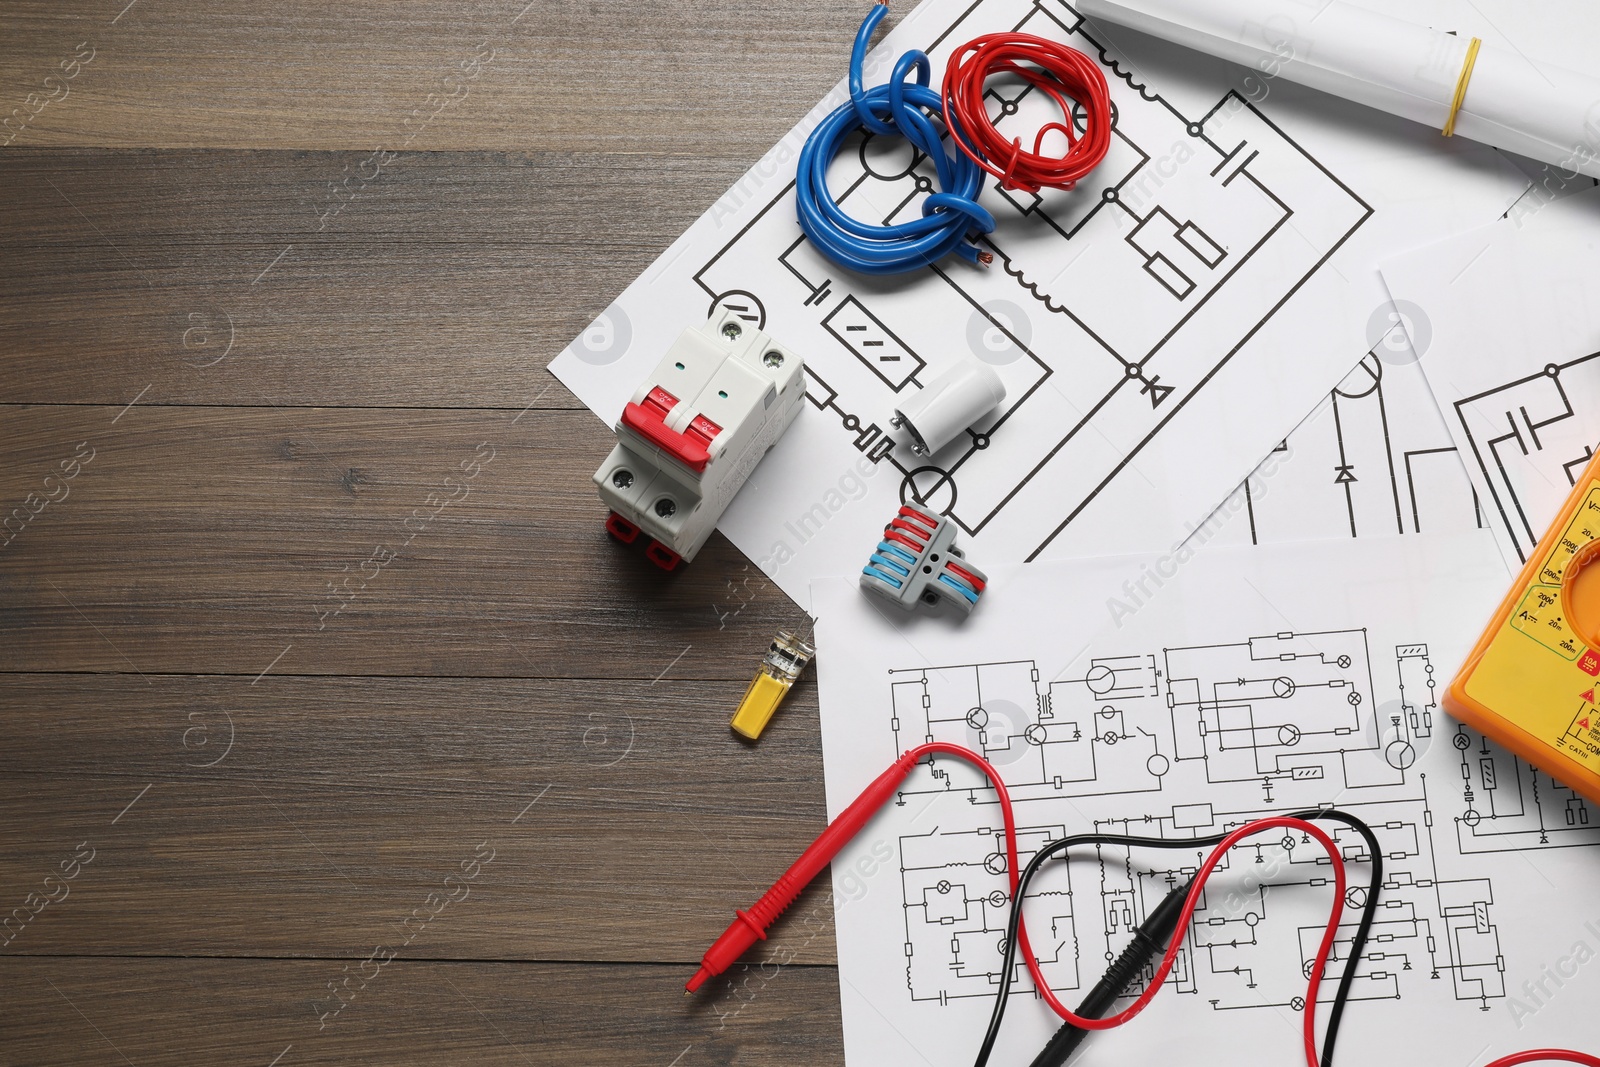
[976,250,994,266]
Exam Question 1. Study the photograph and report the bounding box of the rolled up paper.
[1076,0,1600,179]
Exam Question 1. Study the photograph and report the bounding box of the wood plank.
[0,673,851,963]
[0,148,761,407]
[1,958,845,1066]
[0,0,850,153]
[0,405,814,678]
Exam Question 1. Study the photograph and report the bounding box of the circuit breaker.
[595,310,807,570]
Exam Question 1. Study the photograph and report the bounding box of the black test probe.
[1026,877,1194,1067]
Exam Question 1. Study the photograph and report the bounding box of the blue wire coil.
[796,5,996,275]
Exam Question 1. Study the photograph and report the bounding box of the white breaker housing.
[594,310,806,570]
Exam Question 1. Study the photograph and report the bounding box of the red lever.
[620,387,723,473]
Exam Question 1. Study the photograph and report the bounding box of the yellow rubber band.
[1443,36,1482,137]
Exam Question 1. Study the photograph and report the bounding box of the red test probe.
[686,741,1037,993]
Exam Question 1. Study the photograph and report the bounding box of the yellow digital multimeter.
[1449,450,1600,804]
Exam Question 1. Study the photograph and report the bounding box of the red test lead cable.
[685,741,1046,994]
[942,32,1113,193]
[1010,817,1600,1067]
[1025,816,1343,1055]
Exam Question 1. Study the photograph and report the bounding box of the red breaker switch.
[594,310,807,568]
[618,388,725,473]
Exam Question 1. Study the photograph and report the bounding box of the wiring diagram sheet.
[812,533,1598,1067]
[1193,348,1488,551]
[550,0,1526,608]
[1382,186,1600,571]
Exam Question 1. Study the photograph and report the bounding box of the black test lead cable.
[972,808,1384,1067]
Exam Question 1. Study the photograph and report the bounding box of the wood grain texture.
[0,1,852,154]
[0,673,841,963]
[1,1,853,1062]
[0,147,755,408]
[0,405,808,678]
[2,958,844,1066]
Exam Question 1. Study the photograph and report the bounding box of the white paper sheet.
[1204,166,1600,552]
[550,0,1526,608]
[1381,185,1600,568]
[812,532,1598,1067]
[1202,348,1485,549]
[1078,0,1600,179]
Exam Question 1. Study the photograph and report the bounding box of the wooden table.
[0,2,853,1061]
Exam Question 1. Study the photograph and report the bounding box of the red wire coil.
[942,32,1113,194]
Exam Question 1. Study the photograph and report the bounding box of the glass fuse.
[730,631,815,740]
